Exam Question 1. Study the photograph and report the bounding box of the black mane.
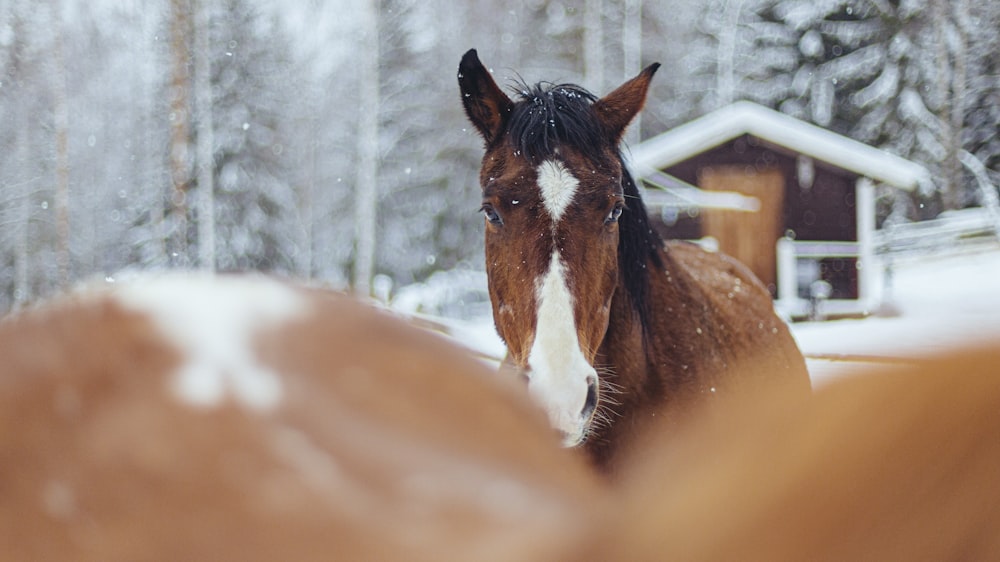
[618,161,664,333]
[507,81,664,332]
[507,82,603,164]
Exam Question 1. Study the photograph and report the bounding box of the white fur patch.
[526,251,596,446]
[115,273,308,411]
[536,160,579,222]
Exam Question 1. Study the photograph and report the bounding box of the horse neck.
[587,254,668,472]
[599,244,702,401]
[597,253,657,395]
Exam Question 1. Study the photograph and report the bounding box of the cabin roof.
[630,101,930,191]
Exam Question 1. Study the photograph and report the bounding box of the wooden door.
[699,166,784,293]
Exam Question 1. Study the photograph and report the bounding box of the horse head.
[459,49,659,446]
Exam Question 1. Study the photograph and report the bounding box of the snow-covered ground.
[393,243,1000,386]
[795,243,1000,385]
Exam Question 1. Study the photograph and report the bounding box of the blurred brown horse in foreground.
[458,49,809,470]
[582,343,1000,561]
[2,274,998,560]
[0,274,599,562]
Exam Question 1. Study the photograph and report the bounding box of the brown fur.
[588,240,810,469]
[0,280,600,561]
[581,345,1000,561]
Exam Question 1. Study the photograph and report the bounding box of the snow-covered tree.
[790,0,997,212]
[0,0,40,309]
[676,0,798,117]
[352,0,379,296]
[0,0,84,306]
[204,0,302,273]
[960,2,1000,192]
[166,0,194,266]
[685,0,999,214]
[0,0,993,312]
[122,3,171,270]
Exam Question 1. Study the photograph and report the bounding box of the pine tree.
[124,4,171,270]
[961,2,1000,192]
[784,0,992,212]
[204,0,301,273]
[686,0,997,214]
[678,0,802,117]
[353,0,379,296]
[374,0,497,285]
[0,0,37,309]
[0,0,82,306]
[167,0,194,266]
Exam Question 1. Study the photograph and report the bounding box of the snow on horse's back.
[0,273,599,562]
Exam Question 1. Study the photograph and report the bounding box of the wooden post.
[776,236,798,313]
[856,177,876,313]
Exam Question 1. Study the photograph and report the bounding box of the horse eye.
[606,204,624,224]
[480,204,503,226]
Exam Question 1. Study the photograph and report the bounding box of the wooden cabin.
[630,101,930,320]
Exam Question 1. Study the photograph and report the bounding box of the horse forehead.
[536,159,580,221]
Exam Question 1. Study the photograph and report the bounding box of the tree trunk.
[583,0,604,92]
[948,0,969,209]
[193,0,215,270]
[140,4,167,265]
[933,0,964,210]
[10,1,31,307]
[353,0,380,297]
[622,0,642,145]
[13,120,31,308]
[300,107,318,280]
[169,0,193,265]
[50,0,70,287]
[716,0,745,109]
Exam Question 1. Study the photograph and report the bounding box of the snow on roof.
[630,101,930,191]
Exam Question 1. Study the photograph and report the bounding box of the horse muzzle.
[530,369,599,448]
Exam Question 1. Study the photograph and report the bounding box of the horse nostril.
[581,376,598,420]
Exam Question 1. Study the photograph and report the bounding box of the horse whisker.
[599,379,624,394]
[599,395,622,407]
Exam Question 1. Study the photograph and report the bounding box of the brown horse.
[458,49,809,470]
[0,274,600,561]
[579,344,1000,561]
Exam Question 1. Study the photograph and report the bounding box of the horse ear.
[458,49,514,145]
[592,63,660,143]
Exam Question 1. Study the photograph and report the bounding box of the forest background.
[1,0,997,311]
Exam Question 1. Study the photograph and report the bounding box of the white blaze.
[527,251,597,447]
[530,159,595,446]
[536,159,579,221]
